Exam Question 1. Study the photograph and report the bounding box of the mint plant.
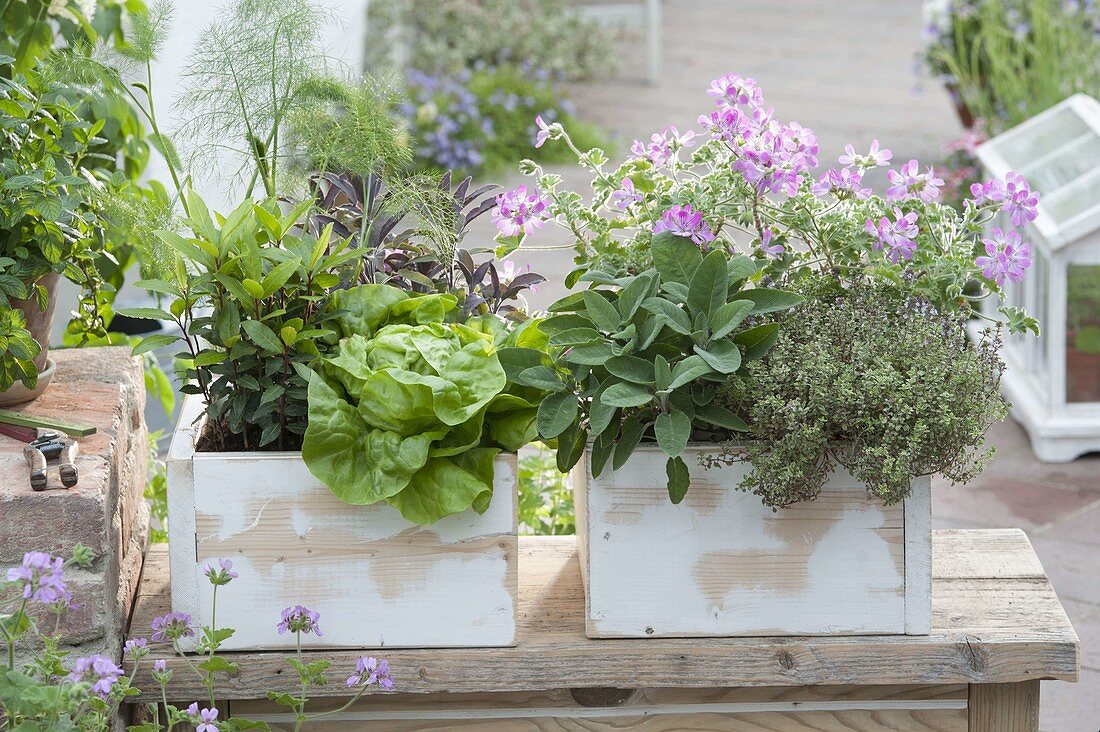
[519,234,799,502]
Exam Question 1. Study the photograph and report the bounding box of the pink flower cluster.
[653,204,715,247]
[970,171,1040,227]
[886,159,945,204]
[865,208,919,263]
[7,551,69,605]
[492,185,550,237]
[68,654,123,697]
[630,125,696,166]
[976,227,1032,286]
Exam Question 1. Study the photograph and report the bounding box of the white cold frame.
[976,94,1100,462]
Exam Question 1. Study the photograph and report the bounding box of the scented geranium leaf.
[654,410,691,458]
[538,391,579,439]
[330,284,408,338]
[734,322,780,361]
[651,231,702,284]
[687,250,727,319]
[694,340,742,374]
[666,456,690,503]
[735,288,803,315]
[387,448,499,524]
[302,375,434,504]
[709,300,754,341]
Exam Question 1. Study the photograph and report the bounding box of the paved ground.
[500,1,1097,727]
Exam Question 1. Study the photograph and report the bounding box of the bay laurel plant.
[0,547,393,731]
[495,71,1040,506]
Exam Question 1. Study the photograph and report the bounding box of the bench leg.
[969,681,1040,731]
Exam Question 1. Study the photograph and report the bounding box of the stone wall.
[0,347,148,660]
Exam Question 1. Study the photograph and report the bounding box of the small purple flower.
[68,654,123,697]
[886,159,944,203]
[150,611,194,643]
[203,558,238,586]
[759,228,785,257]
[534,115,551,149]
[653,205,716,247]
[492,185,550,237]
[124,638,148,658]
[278,604,323,636]
[609,177,643,210]
[839,139,892,168]
[976,227,1032,286]
[7,551,69,605]
[811,167,872,200]
[1002,171,1040,227]
[969,178,1006,207]
[153,659,167,673]
[346,656,394,690]
[707,72,764,108]
[698,107,751,142]
[196,707,219,732]
[865,208,920,262]
[630,126,695,166]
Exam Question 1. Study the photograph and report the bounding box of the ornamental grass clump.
[709,278,1008,509]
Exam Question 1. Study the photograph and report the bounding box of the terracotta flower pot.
[0,272,61,407]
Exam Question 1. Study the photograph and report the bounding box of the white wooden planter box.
[572,444,931,638]
[166,396,518,651]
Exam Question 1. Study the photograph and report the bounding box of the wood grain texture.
[229,685,968,731]
[167,395,518,651]
[124,531,1079,703]
[575,446,930,637]
[969,681,1040,732]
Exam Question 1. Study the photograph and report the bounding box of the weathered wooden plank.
[575,446,928,637]
[969,681,1040,732]
[230,685,968,731]
[124,532,1079,702]
[931,530,1046,580]
[167,396,519,651]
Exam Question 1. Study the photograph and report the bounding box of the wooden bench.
[124,529,1079,731]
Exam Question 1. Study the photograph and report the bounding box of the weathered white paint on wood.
[573,445,932,638]
[167,395,518,651]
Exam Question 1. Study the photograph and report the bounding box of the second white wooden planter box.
[166,396,518,651]
[572,444,931,639]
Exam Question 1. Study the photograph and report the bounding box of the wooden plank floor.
[123,530,1078,703]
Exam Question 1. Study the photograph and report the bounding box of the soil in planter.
[195,418,304,453]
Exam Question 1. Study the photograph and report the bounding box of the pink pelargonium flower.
[68,654,123,698]
[609,177,643,210]
[811,167,871,200]
[630,126,696,166]
[886,159,944,203]
[277,604,323,636]
[707,72,764,108]
[150,611,194,643]
[976,227,1032,286]
[839,139,892,168]
[653,204,716,247]
[7,551,68,605]
[865,207,920,262]
[759,228,784,257]
[698,107,751,142]
[1002,171,1040,227]
[346,656,395,690]
[196,707,219,732]
[492,185,550,237]
[534,115,551,149]
[203,558,238,586]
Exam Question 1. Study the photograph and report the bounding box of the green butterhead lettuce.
[303,284,547,524]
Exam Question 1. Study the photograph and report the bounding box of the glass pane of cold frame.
[1066,264,1100,403]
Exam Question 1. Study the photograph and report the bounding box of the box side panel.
[905,475,933,635]
[166,395,206,651]
[183,448,517,650]
[583,446,906,637]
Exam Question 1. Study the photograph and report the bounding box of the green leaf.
[641,297,691,335]
[600,382,653,408]
[734,322,780,361]
[582,290,621,332]
[735,288,803,314]
[515,366,566,392]
[687,250,728,319]
[666,456,690,503]
[693,340,742,374]
[198,656,239,675]
[587,382,618,437]
[539,313,595,333]
[537,392,579,439]
[548,327,602,348]
[651,232,702,284]
[654,411,691,458]
[386,448,498,524]
[241,320,285,353]
[563,342,615,366]
[193,349,228,367]
[668,354,713,389]
[709,300,754,341]
[726,255,758,284]
[497,346,545,381]
[590,429,616,477]
[130,333,178,356]
[556,420,588,473]
[261,259,300,297]
[115,307,173,321]
[654,355,673,391]
[612,416,647,470]
[616,273,654,321]
[605,355,656,384]
[695,404,748,432]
